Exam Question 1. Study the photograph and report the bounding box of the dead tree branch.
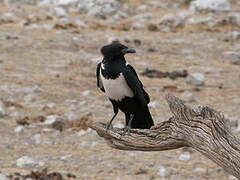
[90,94,240,179]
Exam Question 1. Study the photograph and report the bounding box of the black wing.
[96,62,105,92]
[123,64,150,106]
[126,64,150,103]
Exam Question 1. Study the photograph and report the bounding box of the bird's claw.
[121,126,131,136]
[106,122,113,131]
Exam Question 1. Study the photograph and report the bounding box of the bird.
[96,42,154,133]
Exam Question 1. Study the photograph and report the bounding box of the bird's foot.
[106,122,113,131]
[121,125,131,136]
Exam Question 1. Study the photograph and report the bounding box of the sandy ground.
[0,1,240,180]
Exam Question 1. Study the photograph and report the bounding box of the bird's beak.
[122,47,136,54]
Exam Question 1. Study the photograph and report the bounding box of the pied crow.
[96,42,154,132]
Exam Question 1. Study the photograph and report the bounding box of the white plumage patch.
[100,69,134,101]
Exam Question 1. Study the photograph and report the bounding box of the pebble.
[178,152,191,161]
[78,0,121,18]
[0,13,17,24]
[187,15,216,26]
[222,51,240,65]
[186,73,205,86]
[60,154,72,161]
[0,174,9,180]
[81,90,91,96]
[134,13,153,20]
[137,5,150,11]
[231,31,240,40]
[54,7,68,18]
[159,10,192,28]
[228,13,240,26]
[131,23,145,30]
[32,134,42,144]
[0,101,6,118]
[157,166,167,177]
[44,115,59,125]
[180,91,195,102]
[77,128,92,136]
[194,167,206,174]
[38,0,78,6]
[14,126,25,133]
[74,20,88,28]
[190,0,230,11]
[16,156,42,168]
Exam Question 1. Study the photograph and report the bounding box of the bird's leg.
[106,105,118,130]
[106,112,118,130]
[122,114,134,135]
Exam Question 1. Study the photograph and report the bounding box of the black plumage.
[96,43,154,131]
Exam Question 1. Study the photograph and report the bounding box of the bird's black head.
[101,42,136,59]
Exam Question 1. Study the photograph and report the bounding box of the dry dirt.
[0,1,240,180]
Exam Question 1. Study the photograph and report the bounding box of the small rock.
[65,112,80,121]
[16,156,40,168]
[187,15,216,26]
[0,101,6,118]
[107,11,128,23]
[51,120,67,131]
[81,90,91,96]
[147,23,158,31]
[148,1,169,8]
[178,152,191,161]
[231,31,240,40]
[137,5,150,11]
[222,51,240,65]
[159,11,192,28]
[190,0,230,11]
[60,154,72,161]
[133,39,141,46]
[186,73,205,86]
[32,134,42,144]
[0,173,9,180]
[44,115,59,125]
[14,126,25,133]
[16,117,30,126]
[53,19,78,30]
[135,168,148,175]
[194,167,206,174]
[131,23,145,30]
[228,13,240,26]
[141,68,188,79]
[77,129,91,136]
[78,0,121,18]
[0,13,17,24]
[23,94,36,103]
[134,13,153,20]
[180,92,195,102]
[54,7,68,18]
[74,20,88,28]
[38,0,77,6]
[157,166,167,177]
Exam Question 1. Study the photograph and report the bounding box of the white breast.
[100,70,134,101]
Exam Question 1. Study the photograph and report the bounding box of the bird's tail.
[130,106,154,129]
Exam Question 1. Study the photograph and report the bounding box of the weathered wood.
[90,94,240,179]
